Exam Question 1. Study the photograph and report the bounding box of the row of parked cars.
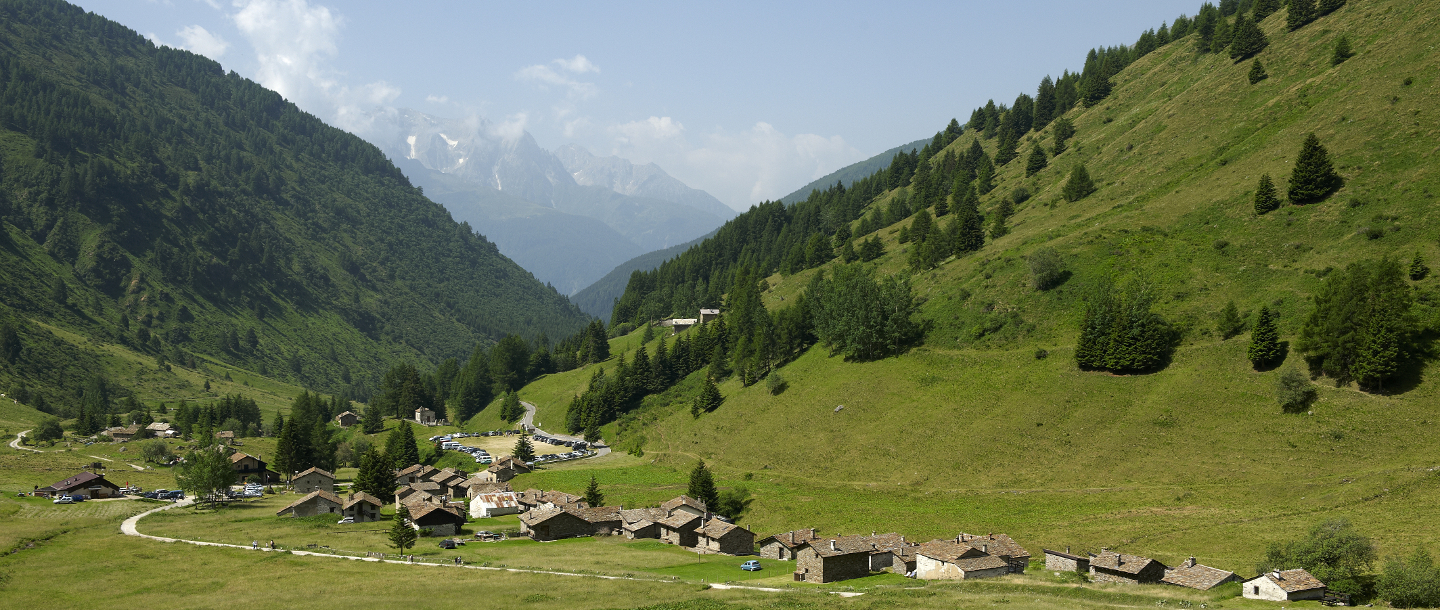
[226,483,264,499]
[141,489,185,500]
[432,435,495,464]
[531,435,591,451]
[530,449,594,465]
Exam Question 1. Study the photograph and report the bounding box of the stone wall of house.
[1045,553,1087,572]
[796,548,869,583]
[760,542,787,560]
[661,525,699,548]
[700,532,754,556]
[345,503,380,522]
[1090,562,1165,585]
[525,515,594,541]
[289,497,341,518]
[293,473,333,494]
[869,551,894,572]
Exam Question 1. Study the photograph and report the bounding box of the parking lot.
[434,431,577,463]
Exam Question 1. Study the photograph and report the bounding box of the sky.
[73,0,1201,210]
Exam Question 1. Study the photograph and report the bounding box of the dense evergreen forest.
[0,0,589,418]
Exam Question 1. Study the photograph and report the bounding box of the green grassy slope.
[0,0,590,415]
[516,0,1440,575]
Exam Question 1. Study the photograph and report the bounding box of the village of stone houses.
[18,395,1353,608]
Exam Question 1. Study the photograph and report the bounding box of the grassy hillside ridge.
[779,137,930,205]
[508,0,1440,577]
[0,0,589,414]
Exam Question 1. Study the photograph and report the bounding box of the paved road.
[10,430,41,453]
[518,401,611,458]
[119,498,799,594]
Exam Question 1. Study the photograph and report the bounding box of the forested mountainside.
[569,231,714,320]
[0,0,589,416]
[777,137,929,205]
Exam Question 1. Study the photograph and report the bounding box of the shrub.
[1378,549,1440,608]
[765,372,788,395]
[1028,247,1065,291]
[1275,368,1317,413]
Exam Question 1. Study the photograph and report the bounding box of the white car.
[337,517,354,524]
[52,495,75,504]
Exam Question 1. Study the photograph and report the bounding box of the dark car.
[438,539,457,549]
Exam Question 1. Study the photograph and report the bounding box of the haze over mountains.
[365,109,734,295]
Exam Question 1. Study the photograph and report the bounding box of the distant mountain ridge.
[779,137,930,205]
[554,144,737,220]
[568,231,715,320]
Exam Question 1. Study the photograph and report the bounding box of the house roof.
[699,309,720,314]
[276,490,343,515]
[395,464,435,479]
[230,452,258,464]
[1162,562,1239,590]
[661,495,706,514]
[540,490,587,508]
[410,481,442,493]
[658,511,704,530]
[106,425,141,436]
[42,472,115,492]
[462,480,512,494]
[432,474,465,488]
[472,492,519,508]
[295,467,335,480]
[336,411,357,419]
[956,533,1030,560]
[488,457,530,473]
[396,487,424,500]
[621,507,667,525]
[343,492,384,509]
[803,535,882,559]
[146,422,173,431]
[1250,569,1326,593]
[918,540,990,562]
[760,528,819,549]
[1043,549,1088,561]
[696,519,749,540]
[861,532,910,553]
[409,503,464,524]
[574,506,623,524]
[215,431,235,439]
[516,489,545,505]
[1089,550,1161,575]
[520,505,584,527]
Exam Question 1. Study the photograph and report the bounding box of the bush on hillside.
[1378,548,1440,608]
[1028,248,1066,291]
[1410,253,1430,281]
[1217,301,1245,339]
[33,416,64,444]
[1332,34,1355,66]
[1248,59,1269,84]
[807,264,923,361]
[1298,258,1418,390]
[1259,519,1376,597]
[765,372,788,395]
[1275,368,1317,413]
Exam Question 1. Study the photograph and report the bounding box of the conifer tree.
[933,190,949,217]
[390,503,417,552]
[1051,117,1075,156]
[583,475,604,507]
[1253,0,1280,21]
[1410,253,1430,281]
[1287,133,1341,203]
[1062,164,1097,202]
[361,401,383,434]
[995,129,1019,166]
[953,185,985,254]
[1218,301,1245,339]
[975,156,995,195]
[1253,174,1280,213]
[693,376,722,415]
[859,236,884,262]
[1230,14,1269,59]
[387,420,420,468]
[1287,0,1316,30]
[687,459,719,511]
[840,240,859,263]
[1210,15,1234,54]
[1034,76,1057,130]
[512,434,535,462]
[1317,0,1345,16]
[1331,34,1354,66]
[1248,58,1269,84]
[353,447,395,500]
[1025,144,1048,177]
[1298,258,1415,390]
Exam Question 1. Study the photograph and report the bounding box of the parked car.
[337,517,354,524]
[437,539,457,549]
[741,560,762,571]
[69,494,87,502]
[52,495,75,504]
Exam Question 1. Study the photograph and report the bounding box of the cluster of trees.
[1075,278,1175,373]
[1255,515,1440,606]
[272,391,341,477]
[169,394,264,439]
[1297,258,1419,391]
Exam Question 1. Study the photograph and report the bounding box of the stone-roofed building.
[469,491,521,518]
[1044,548,1091,573]
[794,536,876,584]
[760,528,819,560]
[146,422,178,437]
[658,511,705,548]
[214,430,235,443]
[620,507,666,540]
[956,532,1030,574]
[699,308,720,323]
[696,519,756,555]
[276,490,343,518]
[1162,557,1241,591]
[540,490,587,509]
[335,411,359,427]
[408,503,465,537]
[519,505,594,541]
[661,495,707,518]
[1088,550,1167,585]
[395,464,437,487]
[892,545,919,575]
[105,425,142,441]
[859,532,913,571]
[1243,569,1327,602]
[915,540,1011,580]
[414,407,437,426]
[515,488,545,509]
[574,506,624,535]
[292,467,335,494]
[342,492,384,522]
[460,478,512,498]
[477,457,530,483]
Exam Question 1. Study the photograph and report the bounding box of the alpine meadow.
[3,0,1440,609]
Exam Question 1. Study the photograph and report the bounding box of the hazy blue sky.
[74,0,1200,208]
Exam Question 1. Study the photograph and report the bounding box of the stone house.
[759,528,819,560]
[859,532,913,572]
[409,503,465,537]
[414,407,437,426]
[146,422,178,437]
[469,491,521,518]
[620,508,665,540]
[292,467,335,494]
[105,425,141,441]
[892,546,919,575]
[335,411,359,427]
[575,506,624,535]
[342,492,384,523]
[661,495,707,518]
[1044,548,1091,573]
[515,488,545,510]
[230,452,280,484]
[660,318,696,333]
[460,479,511,499]
[1162,557,1241,590]
[519,505,594,541]
[540,490,587,509]
[698,308,720,323]
[276,490,344,518]
[956,533,1030,574]
[432,472,467,499]
[1088,550,1167,585]
[36,472,121,499]
[657,511,704,548]
[477,457,530,483]
[214,430,235,444]
[1243,569,1326,602]
[794,536,874,584]
[695,519,756,555]
[394,464,437,486]
[915,540,1012,581]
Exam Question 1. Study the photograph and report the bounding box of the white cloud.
[176,24,229,60]
[554,54,599,74]
[489,113,529,141]
[603,118,861,210]
[229,0,399,133]
[426,94,449,104]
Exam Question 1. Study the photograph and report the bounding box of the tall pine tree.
[687,459,719,511]
[1248,58,1269,84]
[1248,305,1283,369]
[1287,133,1341,203]
[952,184,985,255]
[1230,14,1269,59]
[1254,174,1280,213]
[1025,144,1048,177]
[1253,0,1280,21]
[1062,164,1097,202]
[1287,0,1316,31]
[583,475,604,507]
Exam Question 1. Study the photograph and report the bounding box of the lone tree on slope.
[1287,133,1341,203]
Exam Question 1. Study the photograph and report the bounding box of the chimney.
[1066,546,1071,554]
[1273,570,1282,580]
[830,540,837,552]
[982,544,988,554]
[1185,557,1196,568]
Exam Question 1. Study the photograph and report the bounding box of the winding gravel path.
[518,401,611,458]
[10,430,41,453]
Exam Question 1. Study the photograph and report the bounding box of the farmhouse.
[519,505,594,541]
[335,411,358,427]
[342,492,384,523]
[794,536,874,584]
[468,491,521,518]
[540,490,587,509]
[660,318,696,333]
[657,511,704,548]
[431,471,467,499]
[414,407,437,426]
[1044,548,1091,573]
[515,488,545,510]
[860,532,913,571]
[477,457,530,483]
[276,490,343,517]
[695,519,756,555]
[146,422,178,437]
[1162,557,1241,591]
[214,430,235,443]
[661,495,707,518]
[1243,569,1327,602]
[409,503,465,537]
[698,308,720,323]
[460,478,511,498]
[36,472,122,499]
[292,467,334,494]
[104,425,141,441]
[575,506,624,535]
[1088,550,1167,585]
[915,539,1011,581]
[956,532,1030,574]
[395,464,437,486]
[229,452,280,484]
[620,508,665,540]
[892,546,919,575]
[760,528,819,560]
